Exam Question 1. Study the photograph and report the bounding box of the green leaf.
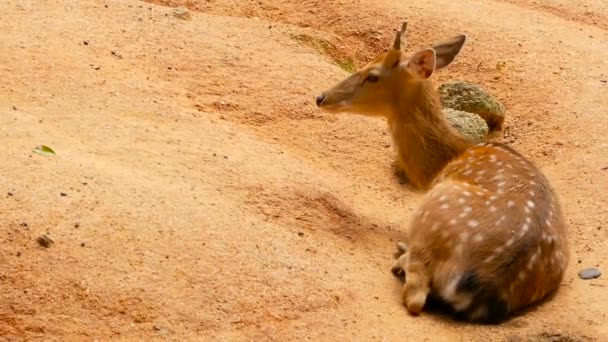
[33,145,56,156]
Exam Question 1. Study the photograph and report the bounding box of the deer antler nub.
[392,21,408,50]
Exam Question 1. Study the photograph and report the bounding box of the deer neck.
[388,80,472,190]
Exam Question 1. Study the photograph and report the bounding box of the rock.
[578,267,601,280]
[443,108,489,143]
[173,6,192,20]
[36,234,54,248]
[439,81,506,131]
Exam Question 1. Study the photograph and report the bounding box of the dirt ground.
[1,0,607,341]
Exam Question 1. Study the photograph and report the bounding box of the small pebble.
[298,232,305,237]
[12,105,17,110]
[173,6,192,20]
[80,242,86,247]
[578,267,601,280]
[37,234,54,248]
[60,192,67,197]
[7,192,13,196]
[74,223,80,228]
[83,40,89,45]
[16,251,22,257]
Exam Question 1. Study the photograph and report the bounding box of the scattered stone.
[16,251,22,257]
[74,223,80,228]
[438,81,506,131]
[12,105,17,110]
[80,242,86,247]
[578,267,601,280]
[153,323,170,335]
[60,192,67,197]
[111,51,123,59]
[443,108,489,143]
[83,40,89,46]
[298,232,305,237]
[36,234,54,248]
[173,6,192,20]
[7,192,13,196]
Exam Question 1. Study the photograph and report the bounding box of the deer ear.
[406,49,436,79]
[432,34,467,69]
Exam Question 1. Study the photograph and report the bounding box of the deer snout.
[315,93,326,107]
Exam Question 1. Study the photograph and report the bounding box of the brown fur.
[316,23,569,323]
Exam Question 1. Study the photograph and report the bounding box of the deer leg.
[391,159,410,185]
[391,241,409,277]
[391,252,409,277]
[402,261,430,315]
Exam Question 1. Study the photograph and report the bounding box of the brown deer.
[315,22,569,323]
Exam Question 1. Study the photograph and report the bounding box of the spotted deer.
[315,22,569,323]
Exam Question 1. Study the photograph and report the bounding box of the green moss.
[336,58,356,73]
[290,33,355,73]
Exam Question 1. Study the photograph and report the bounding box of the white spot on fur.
[458,197,466,204]
[439,195,448,202]
[505,238,514,247]
[421,210,429,223]
[497,181,506,188]
[545,218,552,227]
[527,200,535,208]
[489,155,497,162]
[528,252,538,270]
[530,180,536,185]
[520,222,530,237]
[449,218,458,225]
[484,255,494,263]
[440,203,449,210]
[529,191,535,196]
[463,191,471,197]
[473,234,484,242]
[467,219,479,228]
[508,200,515,208]
[431,222,440,232]
[459,231,470,242]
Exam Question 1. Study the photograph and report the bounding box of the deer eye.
[365,74,380,83]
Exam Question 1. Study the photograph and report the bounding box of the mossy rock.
[439,81,506,131]
[443,108,489,143]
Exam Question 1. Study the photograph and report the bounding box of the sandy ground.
[1,0,607,341]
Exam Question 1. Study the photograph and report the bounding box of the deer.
[315,21,569,323]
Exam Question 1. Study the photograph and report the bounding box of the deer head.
[315,21,467,118]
